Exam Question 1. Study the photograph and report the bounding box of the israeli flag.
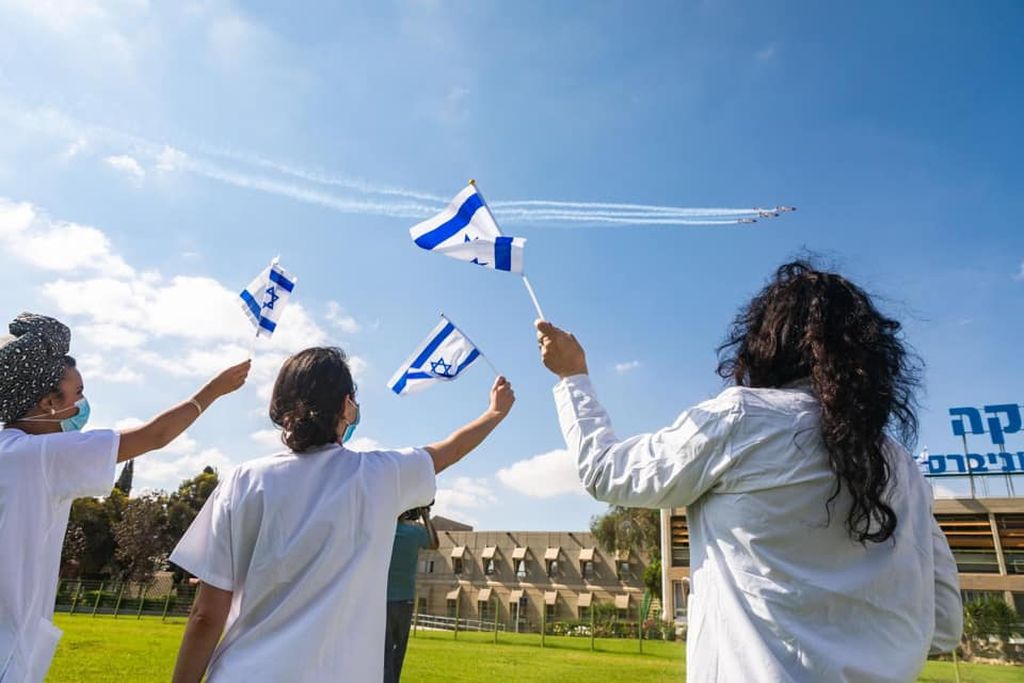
[410,183,526,273]
[239,258,297,338]
[388,316,484,395]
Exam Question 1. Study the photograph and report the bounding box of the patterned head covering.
[0,313,72,423]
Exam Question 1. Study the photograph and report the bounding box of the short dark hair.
[269,347,355,453]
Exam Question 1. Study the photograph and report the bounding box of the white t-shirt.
[554,376,963,683]
[170,443,436,683]
[0,428,119,683]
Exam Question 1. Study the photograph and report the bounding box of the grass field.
[46,614,1021,682]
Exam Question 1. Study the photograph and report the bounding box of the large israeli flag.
[388,316,484,395]
[410,183,525,273]
[239,258,297,338]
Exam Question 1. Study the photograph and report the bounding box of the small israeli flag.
[388,316,484,395]
[239,258,297,338]
[410,183,525,273]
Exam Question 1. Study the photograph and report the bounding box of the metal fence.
[54,578,197,620]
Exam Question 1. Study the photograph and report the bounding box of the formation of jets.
[740,206,797,223]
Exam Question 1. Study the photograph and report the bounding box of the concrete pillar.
[660,508,672,622]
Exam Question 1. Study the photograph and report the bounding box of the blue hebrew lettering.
[994,452,1019,473]
[967,454,988,472]
[927,455,947,474]
[949,407,984,437]
[983,404,1022,447]
[946,454,966,474]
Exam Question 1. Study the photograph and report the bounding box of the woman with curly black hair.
[536,260,962,683]
[170,347,514,683]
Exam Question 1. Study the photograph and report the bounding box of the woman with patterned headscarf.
[0,312,251,683]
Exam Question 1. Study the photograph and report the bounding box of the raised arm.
[537,320,739,508]
[424,376,514,474]
[117,360,250,462]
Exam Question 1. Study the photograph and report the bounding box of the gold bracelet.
[188,398,204,416]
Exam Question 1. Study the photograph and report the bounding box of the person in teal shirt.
[384,505,438,682]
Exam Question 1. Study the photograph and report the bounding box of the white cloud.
[1015,261,1024,281]
[755,44,778,61]
[433,476,497,527]
[496,449,585,499]
[155,145,187,172]
[77,323,148,348]
[250,428,283,450]
[76,353,143,383]
[61,137,88,162]
[614,360,641,375]
[0,197,134,277]
[104,154,145,180]
[326,301,361,334]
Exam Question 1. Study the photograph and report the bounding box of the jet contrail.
[0,102,791,227]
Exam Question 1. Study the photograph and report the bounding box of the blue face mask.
[23,397,90,431]
[61,398,90,432]
[341,399,360,444]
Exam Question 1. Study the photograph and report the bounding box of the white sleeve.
[554,375,742,509]
[930,517,963,653]
[169,475,237,591]
[377,448,436,516]
[41,429,119,500]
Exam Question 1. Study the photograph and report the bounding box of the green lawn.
[46,614,1020,682]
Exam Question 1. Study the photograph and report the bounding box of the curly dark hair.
[269,347,355,453]
[717,260,921,543]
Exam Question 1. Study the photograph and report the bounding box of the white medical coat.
[554,376,962,683]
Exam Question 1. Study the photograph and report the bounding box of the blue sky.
[1,1,1021,529]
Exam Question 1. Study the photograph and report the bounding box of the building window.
[453,558,464,575]
[672,581,687,619]
[617,608,629,620]
[480,601,492,620]
[578,606,590,621]
[484,559,496,576]
[419,559,435,574]
[546,603,556,621]
[546,560,559,578]
[951,550,1000,574]
[670,515,690,567]
[447,599,458,618]
[417,597,428,615]
[515,559,527,580]
[581,560,594,580]
[617,560,632,580]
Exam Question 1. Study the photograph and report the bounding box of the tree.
[62,490,126,578]
[113,494,170,586]
[59,521,88,578]
[590,506,661,560]
[643,558,663,600]
[961,594,1018,660]
[165,467,220,583]
[114,460,134,496]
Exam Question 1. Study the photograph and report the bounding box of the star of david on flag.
[239,258,297,338]
[409,182,526,273]
[387,315,486,395]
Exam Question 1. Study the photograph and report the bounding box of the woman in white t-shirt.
[170,346,515,683]
[0,313,251,683]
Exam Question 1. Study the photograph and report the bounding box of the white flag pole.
[521,275,546,321]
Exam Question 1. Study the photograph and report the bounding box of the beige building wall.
[415,530,648,632]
